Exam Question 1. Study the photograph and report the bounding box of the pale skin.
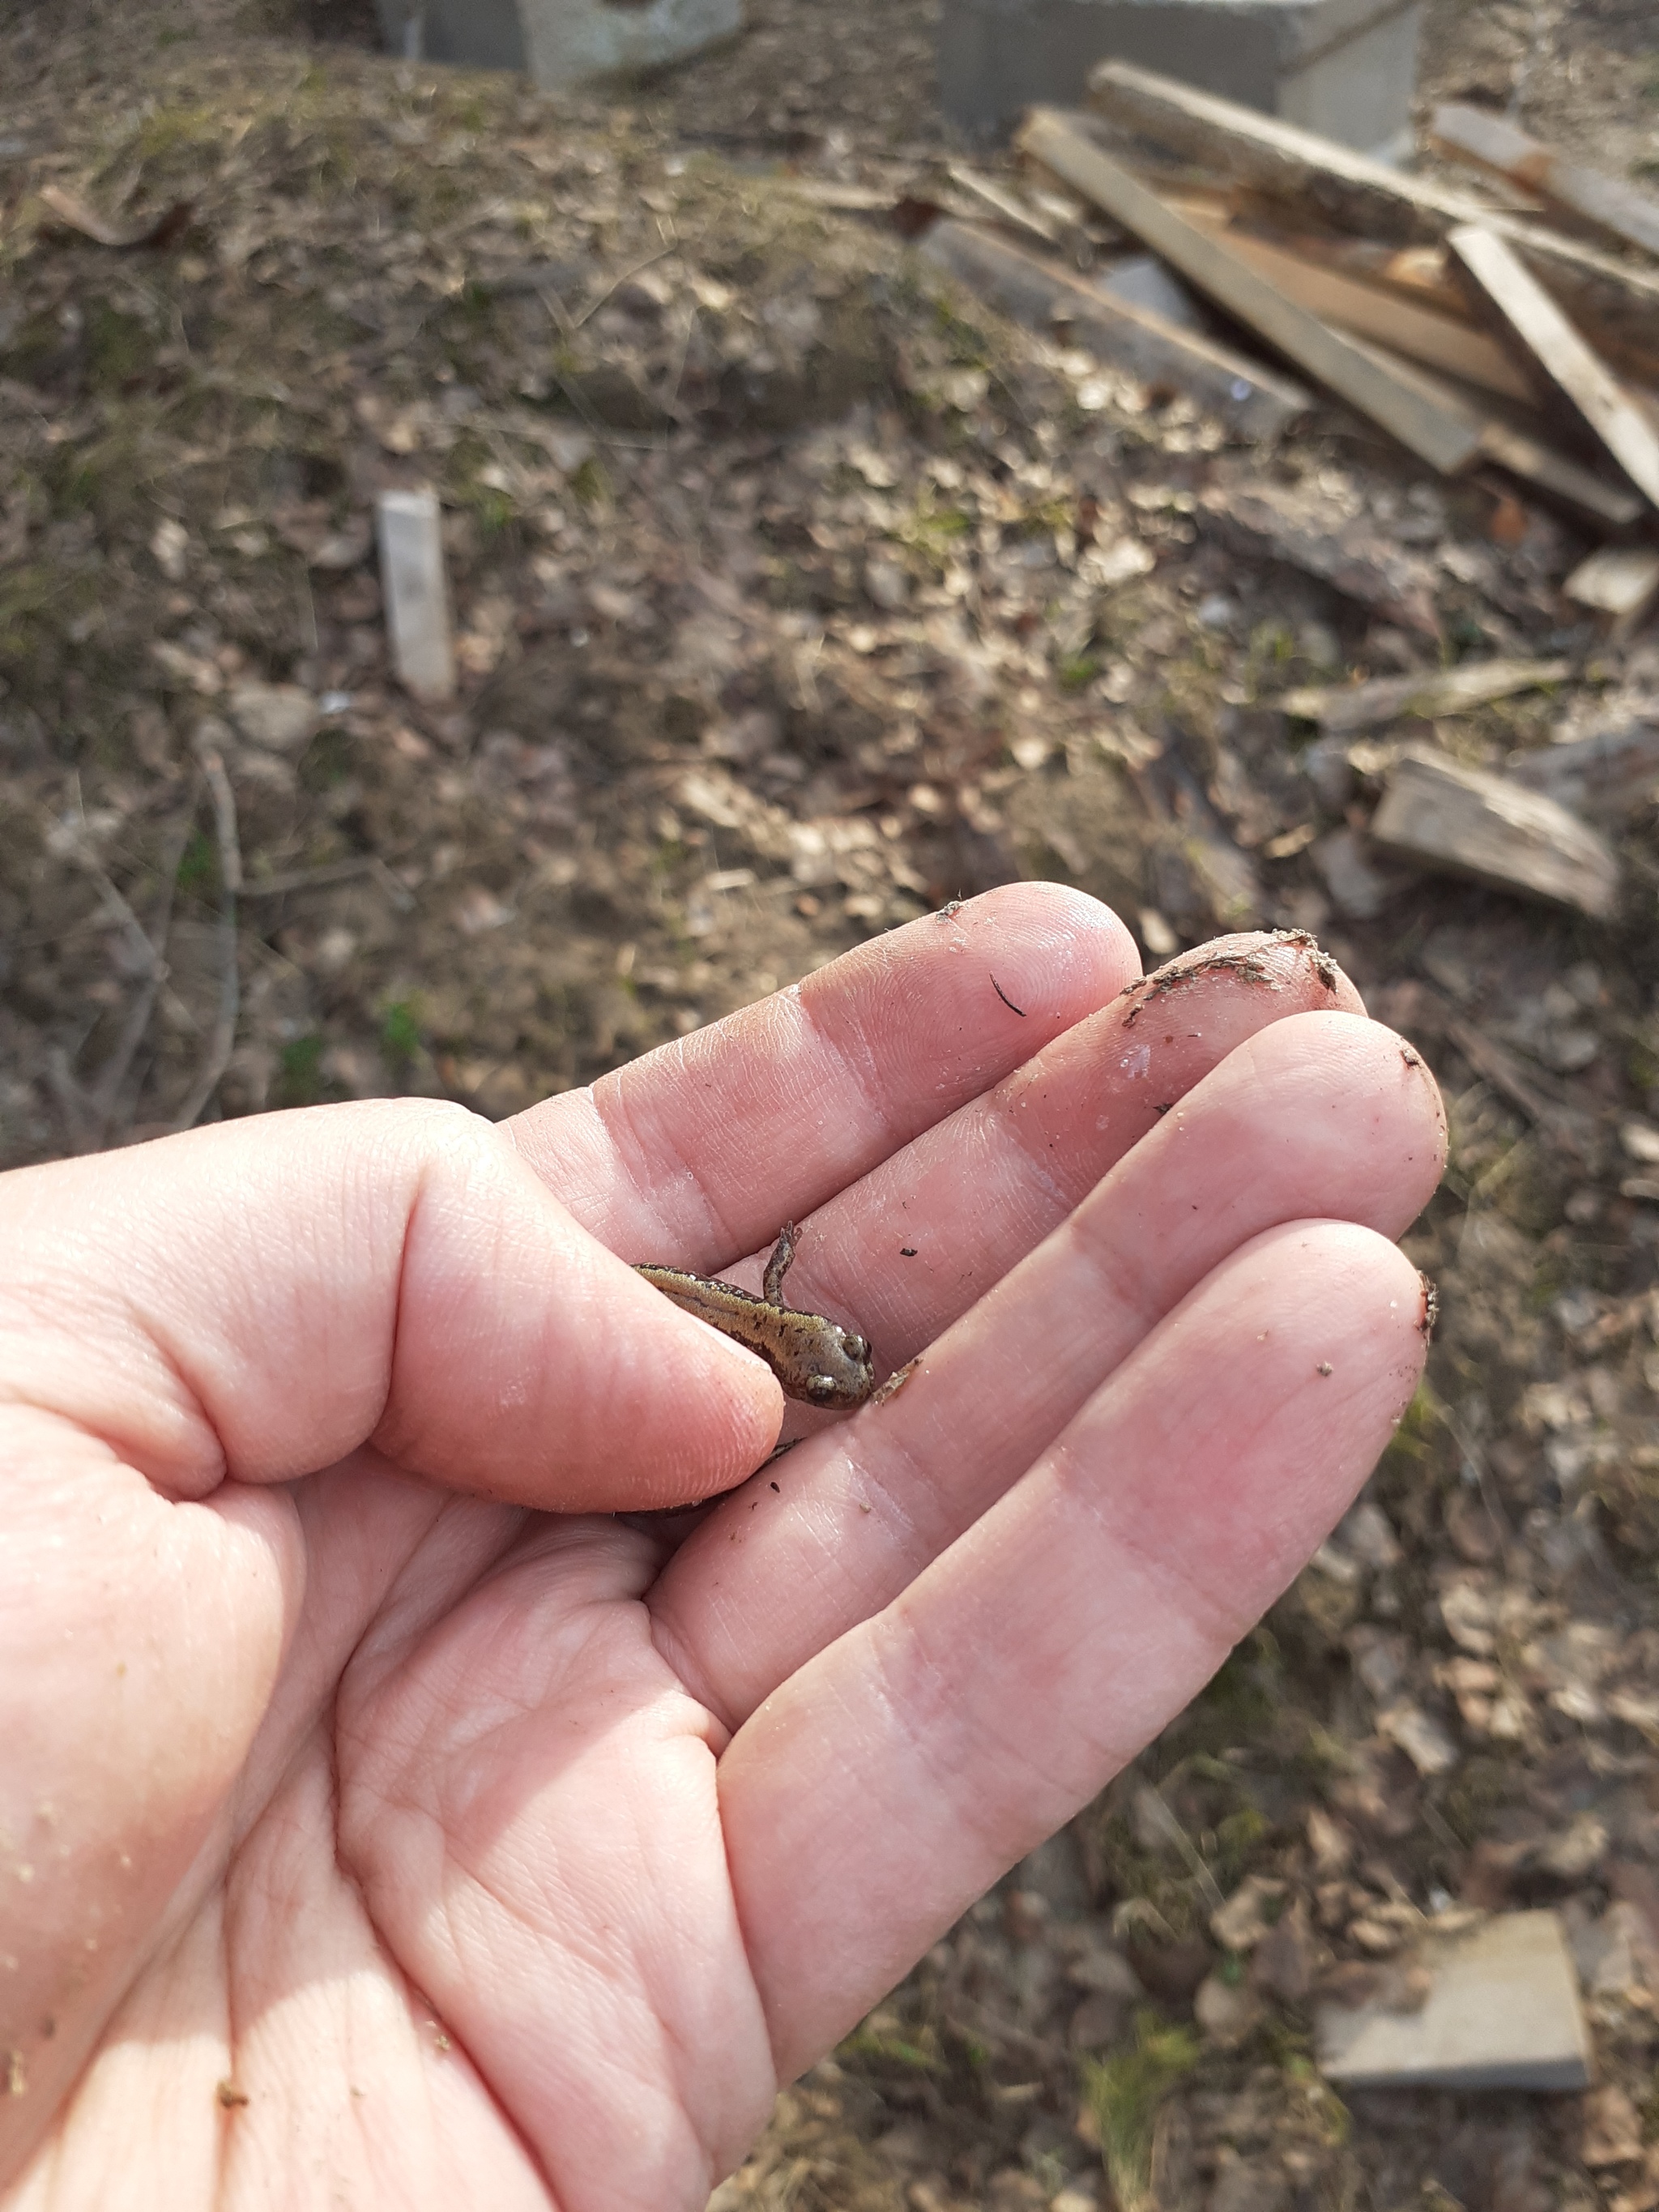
[0,886,1447,2211]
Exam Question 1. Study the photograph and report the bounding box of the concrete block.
[1316,1911,1593,2092]
[940,0,1422,154]
[375,0,742,87]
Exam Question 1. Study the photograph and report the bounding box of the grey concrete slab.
[375,0,742,86]
[1316,1911,1593,2091]
[939,0,1421,152]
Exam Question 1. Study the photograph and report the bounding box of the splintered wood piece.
[1278,657,1571,735]
[1370,746,1621,918]
[1450,224,1659,510]
[1563,545,1659,635]
[376,487,457,702]
[944,163,1062,246]
[1016,111,1484,475]
[1431,104,1659,263]
[1085,63,1659,361]
[919,218,1309,440]
[1171,207,1535,403]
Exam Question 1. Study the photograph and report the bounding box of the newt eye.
[842,1334,870,1363]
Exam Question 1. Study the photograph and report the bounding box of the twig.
[1138,1784,1226,1915]
[241,852,414,909]
[173,741,241,1133]
[37,799,187,1152]
[85,807,194,1147]
[570,245,676,331]
[537,288,672,453]
[1445,1017,1591,1150]
[661,303,699,423]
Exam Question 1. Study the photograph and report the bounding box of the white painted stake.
[376,487,457,702]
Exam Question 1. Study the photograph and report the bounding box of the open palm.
[0,887,1444,2210]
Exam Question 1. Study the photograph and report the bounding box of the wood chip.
[1016,110,1484,476]
[1449,224,1659,511]
[1370,745,1621,918]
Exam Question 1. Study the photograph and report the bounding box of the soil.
[2,0,1659,2206]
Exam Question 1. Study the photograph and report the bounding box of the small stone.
[1208,2146,1288,2212]
[1563,1898,1645,1999]
[1621,1118,1659,1166]
[1312,826,1392,920]
[864,555,909,610]
[1252,1898,1316,2004]
[1317,1910,1592,2090]
[1307,1808,1354,1878]
[1068,1988,1130,2052]
[1446,1487,1503,1565]
[1348,1626,1409,1705]
[1339,1499,1402,1569]
[151,516,190,581]
[1380,1702,1459,1777]
[1195,1971,1263,2047]
[1211,1875,1287,1954]
[228,681,320,755]
[1350,1915,1405,1956]
[1537,1813,1608,1884]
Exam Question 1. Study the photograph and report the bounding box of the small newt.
[637,1222,876,1409]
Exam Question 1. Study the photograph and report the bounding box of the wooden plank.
[918,218,1310,440]
[1172,205,1536,403]
[1277,657,1571,735]
[1015,110,1484,474]
[1333,331,1647,531]
[1086,64,1659,359]
[1431,103,1659,264]
[1474,416,1647,531]
[1369,745,1621,918]
[1449,224,1659,510]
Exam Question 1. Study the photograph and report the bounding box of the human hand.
[0,886,1444,2210]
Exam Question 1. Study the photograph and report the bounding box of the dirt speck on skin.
[6,0,1659,2207]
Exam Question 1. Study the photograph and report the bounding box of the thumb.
[0,1098,783,1511]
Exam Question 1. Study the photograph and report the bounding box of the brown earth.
[3,0,1659,2206]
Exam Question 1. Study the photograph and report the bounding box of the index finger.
[507,882,1141,1266]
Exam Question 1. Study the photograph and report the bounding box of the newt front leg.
[636,1223,876,1410]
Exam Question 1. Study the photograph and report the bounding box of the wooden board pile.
[910,62,1659,921]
